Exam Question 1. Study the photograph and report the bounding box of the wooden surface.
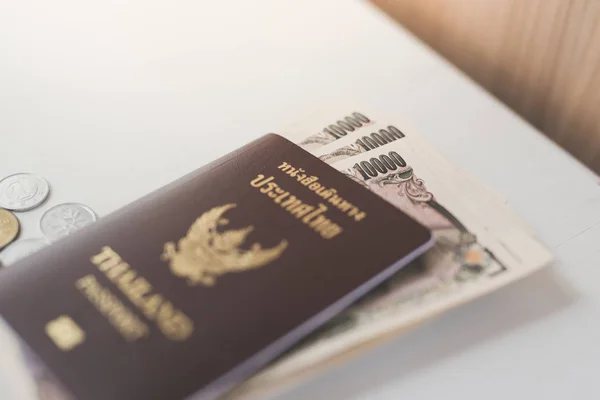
[371,0,600,173]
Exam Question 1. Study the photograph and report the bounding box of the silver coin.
[0,173,50,211]
[40,203,97,242]
[0,238,49,267]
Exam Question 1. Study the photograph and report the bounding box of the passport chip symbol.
[45,315,85,351]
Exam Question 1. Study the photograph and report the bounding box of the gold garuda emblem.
[162,203,288,286]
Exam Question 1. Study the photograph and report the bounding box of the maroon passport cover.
[0,134,432,400]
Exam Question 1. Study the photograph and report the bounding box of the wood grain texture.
[370,0,600,173]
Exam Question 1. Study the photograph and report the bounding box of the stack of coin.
[0,173,97,267]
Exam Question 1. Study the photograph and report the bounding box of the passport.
[0,134,433,400]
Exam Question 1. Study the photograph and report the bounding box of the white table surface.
[2,1,600,399]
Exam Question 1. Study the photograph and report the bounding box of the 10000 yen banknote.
[288,107,534,236]
[279,105,378,150]
[227,131,551,400]
[310,122,533,236]
[284,106,507,196]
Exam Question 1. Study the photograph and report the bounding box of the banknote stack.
[224,106,552,399]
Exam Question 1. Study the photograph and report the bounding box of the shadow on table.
[280,265,576,400]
